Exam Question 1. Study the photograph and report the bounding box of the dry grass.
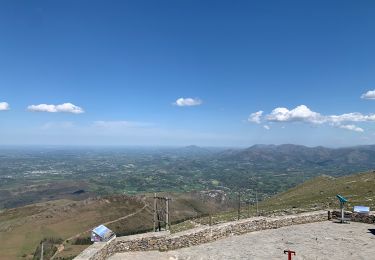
[0,195,145,259]
[0,192,231,259]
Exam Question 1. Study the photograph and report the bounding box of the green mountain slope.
[260,171,375,212]
[180,171,375,226]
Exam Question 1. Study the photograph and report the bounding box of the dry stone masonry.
[76,210,375,259]
[75,211,330,260]
[331,210,375,224]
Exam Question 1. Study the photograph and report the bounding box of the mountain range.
[217,144,375,173]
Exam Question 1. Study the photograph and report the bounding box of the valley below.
[1,144,375,259]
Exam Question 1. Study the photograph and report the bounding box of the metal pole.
[284,250,296,260]
[247,201,250,218]
[341,202,344,223]
[153,193,157,232]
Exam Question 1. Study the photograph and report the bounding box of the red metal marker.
[284,250,296,260]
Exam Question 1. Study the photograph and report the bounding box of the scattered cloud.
[361,90,375,100]
[0,102,10,111]
[263,125,270,130]
[337,124,364,132]
[248,111,263,124]
[27,103,84,114]
[248,104,373,133]
[174,97,202,107]
[328,113,375,123]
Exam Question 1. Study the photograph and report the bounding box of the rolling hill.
[0,191,233,260]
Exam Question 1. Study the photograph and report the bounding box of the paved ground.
[109,221,375,260]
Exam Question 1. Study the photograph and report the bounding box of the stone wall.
[75,210,329,260]
[331,210,375,224]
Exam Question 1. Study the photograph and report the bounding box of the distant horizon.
[1,142,375,150]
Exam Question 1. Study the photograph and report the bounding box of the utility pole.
[40,242,44,260]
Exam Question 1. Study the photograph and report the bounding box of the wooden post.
[247,201,250,218]
[256,190,259,216]
[153,193,157,232]
[237,192,241,220]
[209,213,212,226]
[166,197,170,230]
[40,242,44,260]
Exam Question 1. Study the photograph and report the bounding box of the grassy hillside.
[172,171,375,229]
[0,192,232,260]
[0,196,145,260]
[2,171,374,259]
[261,171,375,212]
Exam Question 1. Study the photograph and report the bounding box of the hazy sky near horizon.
[1,0,375,147]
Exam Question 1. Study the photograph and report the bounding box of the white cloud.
[0,102,10,111]
[361,90,375,100]
[328,112,375,123]
[337,124,364,133]
[27,103,84,114]
[266,105,325,124]
[248,111,263,124]
[248,104,375,133]
[263,125,270,130]
[174,97,202,107]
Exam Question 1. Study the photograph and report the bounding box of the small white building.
[91,225,116,242]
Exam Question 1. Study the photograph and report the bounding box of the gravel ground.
[109,221,375,260]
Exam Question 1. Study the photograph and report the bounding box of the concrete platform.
[109,221,375,260]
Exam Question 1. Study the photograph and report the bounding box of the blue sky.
[1,0,375,147]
